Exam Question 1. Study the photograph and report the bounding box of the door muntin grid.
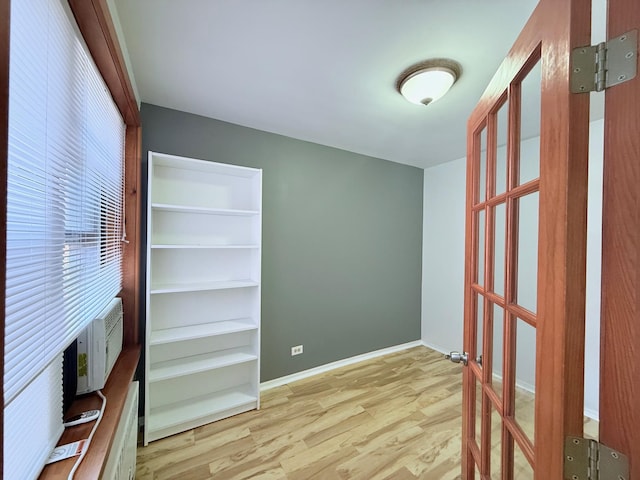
[469,53,541,478]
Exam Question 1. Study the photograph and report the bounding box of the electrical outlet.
[291,345,303,356]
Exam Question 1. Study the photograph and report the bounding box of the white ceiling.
[114,0,548,169]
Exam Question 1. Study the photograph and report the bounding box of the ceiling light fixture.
[396,58,462,106]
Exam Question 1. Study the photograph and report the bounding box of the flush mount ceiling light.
[396,58,462,106]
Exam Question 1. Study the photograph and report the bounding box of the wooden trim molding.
[1,0,10,476]
[122,125,141,346]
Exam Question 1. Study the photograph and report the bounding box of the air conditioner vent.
[103,298,123,335]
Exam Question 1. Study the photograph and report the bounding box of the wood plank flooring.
[136,346,597,479]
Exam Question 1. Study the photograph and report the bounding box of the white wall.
[421,157,466,354]
[422,119,604,419]
[584,118,603,419]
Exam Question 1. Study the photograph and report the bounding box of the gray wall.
[141,103,423,381]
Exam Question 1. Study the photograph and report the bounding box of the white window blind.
[4,0,125,477]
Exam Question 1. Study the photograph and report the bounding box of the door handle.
[445,351,468,366]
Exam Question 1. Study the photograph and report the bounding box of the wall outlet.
[291,345,303,356]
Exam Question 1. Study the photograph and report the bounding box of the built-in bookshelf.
[144,152,262,444]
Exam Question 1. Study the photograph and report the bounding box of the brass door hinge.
[571,29,637,93]
[564,436,629,480]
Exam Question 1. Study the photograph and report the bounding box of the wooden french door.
[461,0,591,478]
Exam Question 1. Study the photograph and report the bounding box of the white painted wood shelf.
[145,152,262,445]
[150,279,259,295]
[147,387,257,435]
[152,203,259,216]
[149,348,258,382]
[151,244,259,249]
[150,319,257,345]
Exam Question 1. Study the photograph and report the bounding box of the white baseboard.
[421,341,600,421]
[515,379,535,394]
[261,339,600,422]
[260,340,423,391]
[421,340,450,355]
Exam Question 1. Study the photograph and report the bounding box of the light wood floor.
[136,346,597,479]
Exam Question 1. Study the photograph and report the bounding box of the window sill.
[38,345,141,479]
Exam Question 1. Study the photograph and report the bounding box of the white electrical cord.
[67,390,107,480]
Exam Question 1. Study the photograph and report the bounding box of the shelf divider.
[147,386,257,433]
[152,203,259,216]
[150,348,258,382]
[150,279,259,295]
[150,318,257,345]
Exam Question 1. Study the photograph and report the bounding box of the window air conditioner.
[77,298,123,395]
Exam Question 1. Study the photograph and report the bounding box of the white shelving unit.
[144,152,262,445]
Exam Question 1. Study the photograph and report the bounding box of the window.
[4,0,125,477]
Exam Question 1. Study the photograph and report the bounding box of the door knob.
[445,351,468,366]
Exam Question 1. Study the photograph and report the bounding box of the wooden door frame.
[600,0,639,476]
[462,0,591,478]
